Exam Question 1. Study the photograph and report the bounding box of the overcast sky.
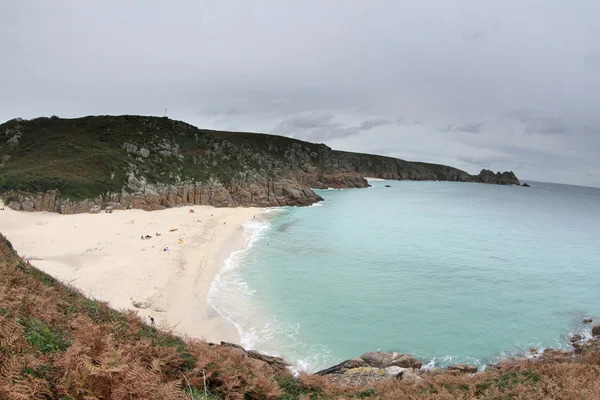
[2,1,600,186]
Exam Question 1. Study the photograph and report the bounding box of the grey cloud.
[396,118,422,126]
[442,122,485,133]
[273,114,391,142]
[358,119,391,130]
[503,110,568,135]
[274,112,339,132]
[468,30,486,40]
[523,116,568,135]
[584,51,600,69]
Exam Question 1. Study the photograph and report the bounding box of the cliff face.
[0,115,519,213]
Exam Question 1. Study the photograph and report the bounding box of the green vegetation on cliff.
[0,115,520,213]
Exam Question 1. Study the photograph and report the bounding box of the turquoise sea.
[208,180,600,372]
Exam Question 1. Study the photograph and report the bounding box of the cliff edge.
[0,115,520,213]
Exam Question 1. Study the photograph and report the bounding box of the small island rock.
[522,183,531,187]
[583,318,593,324]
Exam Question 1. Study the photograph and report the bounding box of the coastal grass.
[1,231,599,399]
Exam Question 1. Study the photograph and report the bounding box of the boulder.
[583,318,593,324]
[592,323,600,337]
[447,364,478,373]
[219,341,290,371]
[331,367,389,387]
[522,183,530,187]
[384,366,406,377]
[360,351,422,369]
[316,358,365,376]
[572,341,587,354]
[400,369,423,384]
[569,334,583,343]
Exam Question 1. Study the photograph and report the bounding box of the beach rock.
[400,369,423,384]
[583,318,593,324]
[592,323,600,337]
[522,183,531,187]
[570,334,583,343]
[447,364,478,373]
[360,351,422,369]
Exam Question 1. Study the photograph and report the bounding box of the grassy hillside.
[1,233,599,399]
[0,115,519,212]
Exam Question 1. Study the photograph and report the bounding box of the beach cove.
[0,199,257,343]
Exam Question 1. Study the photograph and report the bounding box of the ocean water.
[208,180,600,372]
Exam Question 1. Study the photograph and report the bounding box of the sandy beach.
[0,200,258,343]
[364,177,387,181]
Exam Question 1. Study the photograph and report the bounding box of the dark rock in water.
[570,334,583,343]
[384,184,391,187]
[592,323,600,337]
[522,182,531,187]
[583,318,593,324]
[447,364,478,373]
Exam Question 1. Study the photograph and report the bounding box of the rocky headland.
[314,321,600,387]
[0,115,520,214]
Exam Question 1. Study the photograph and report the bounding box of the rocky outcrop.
[315,351,424,387]
[592,323,600,337]
[447,363,478,373]
[2,176,325,214]
[473,169,520,185]
[522,182,531,187]
[315,329,600,388]
[216,342,290,371]
[569,334,583,343]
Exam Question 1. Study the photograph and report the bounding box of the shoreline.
[0,199,258,344]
